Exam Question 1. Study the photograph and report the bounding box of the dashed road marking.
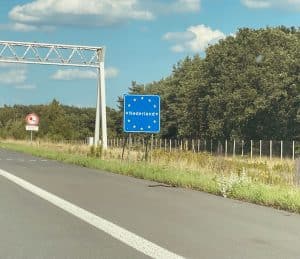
[0,158,48,163]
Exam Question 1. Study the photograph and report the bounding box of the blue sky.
[0,0,299,108]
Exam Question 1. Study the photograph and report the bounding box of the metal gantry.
[0,40,107,149]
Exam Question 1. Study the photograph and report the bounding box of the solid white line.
[0,168,185,259]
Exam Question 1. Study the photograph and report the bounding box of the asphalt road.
[1,148,300,259]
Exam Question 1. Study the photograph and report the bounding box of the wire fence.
[106,138,300,160]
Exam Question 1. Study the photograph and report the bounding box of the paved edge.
[0,168,185,259]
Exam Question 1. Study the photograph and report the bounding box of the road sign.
[25,113,39,142]
[123,94,160,133]
[25,113,39,126]
[26,125,39,132]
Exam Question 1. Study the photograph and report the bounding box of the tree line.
[0,26,299,141]
[124,26,300,141]
[0,99,121,141]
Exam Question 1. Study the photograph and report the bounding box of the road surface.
[0,148,300,259]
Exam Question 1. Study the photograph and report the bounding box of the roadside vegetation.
[1,27,299,143]
[1,26,300,213]
[1,139,300,214]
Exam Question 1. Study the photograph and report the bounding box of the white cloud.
[163,24,226,53]
[52,69,96,80]
[166,0,201,13]
[0,69,27,84]
[171,45,186,53]
[105,67,119,78]
[51,67,119,80]
[241,0,300,10]
[242,0,271,8]
[11,23,38,32]
[8,0,154,29]
[0,23,37,32]
[6,0,201,30]
[0,63,26,68]
[0,64,35,90]
[0,22,55,32]
[15,84,36,90]
[179,0,200,12]
[163,31,195,41]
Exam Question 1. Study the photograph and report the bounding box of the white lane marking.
[0,168,185,259]
[0,158,48,162]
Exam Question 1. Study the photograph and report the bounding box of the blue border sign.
[123,94,160,133]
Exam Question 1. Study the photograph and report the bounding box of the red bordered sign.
[25,113,40,126]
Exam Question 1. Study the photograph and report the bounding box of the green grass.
[1,140,300,214]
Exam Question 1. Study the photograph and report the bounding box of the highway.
[1,148,300,259]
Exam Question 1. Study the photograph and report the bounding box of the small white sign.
[26,125,39,132]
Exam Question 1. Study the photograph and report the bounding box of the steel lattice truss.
[0,41,103,68]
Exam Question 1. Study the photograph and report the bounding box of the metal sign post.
[94,49,107,148]
[0,40,107,149]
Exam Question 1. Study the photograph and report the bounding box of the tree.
[204,27,300,140]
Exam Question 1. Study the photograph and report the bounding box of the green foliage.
[1,26,299,142]
[0,99,120,141]
[88,145,103,158]
[204,28,300,140]
[122,26,300,141]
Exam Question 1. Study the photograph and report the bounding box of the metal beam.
[0,40,107,148]
[0,40,101,67]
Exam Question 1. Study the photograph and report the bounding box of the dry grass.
[2,139,300,213]
[3,139,296,187]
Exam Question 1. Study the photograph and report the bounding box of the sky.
[0,0,299,108]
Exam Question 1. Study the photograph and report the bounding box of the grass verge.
[1,140,300,214]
